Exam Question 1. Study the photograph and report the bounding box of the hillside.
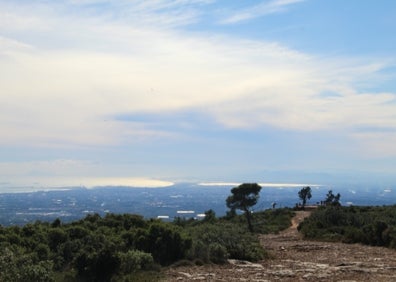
[165,211,396,281]
[1,204,396,281]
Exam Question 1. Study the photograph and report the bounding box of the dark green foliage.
[118,250,154,273]
[226,183,262,232]
[0,246,55,282]
[173,216,196,227]
[203,209,217,223]
[144,222,192,265]
[186,221,266,262]
[324,190,341,206]
[225,208,237,219]
[298,186,312,209]
[0,205,294,281]
[51,218,61,228]
[251,208,295,234]
[66,225,90,240]
[208,243,228,264]
[0,213,189,281]
[35,243,50,261]
[184,209,293,263]
[223,208,294,234]
[22,261,55,282]
[75,247,121,281]
[299,205,396,248]
[48,228,68,251]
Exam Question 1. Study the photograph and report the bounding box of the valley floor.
[164,211,396,281]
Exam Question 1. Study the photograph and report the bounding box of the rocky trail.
[164,211,396,281]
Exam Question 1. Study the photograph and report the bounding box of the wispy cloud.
[220,0,306,24]
[1,0,396,161]
[65,0,214,28]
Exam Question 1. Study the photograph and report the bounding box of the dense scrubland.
[299,205,396,247]
[0,208,293,281]
[1,184,396,282]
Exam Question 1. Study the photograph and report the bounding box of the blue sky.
[1,0,396,188]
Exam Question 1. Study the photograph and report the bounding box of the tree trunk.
[244,208,253,233]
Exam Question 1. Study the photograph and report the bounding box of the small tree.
[324,190,341,206]
[298,186,312,209]
[226,183,262,232]
[203,209,216,223]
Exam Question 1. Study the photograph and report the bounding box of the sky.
[1,0,396,189]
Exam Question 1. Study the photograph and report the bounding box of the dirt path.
[164,211,396,281]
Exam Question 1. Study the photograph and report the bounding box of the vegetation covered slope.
[298,205,396,247]
[0,208,293,281]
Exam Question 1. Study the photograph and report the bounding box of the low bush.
[186,221,266,262]
[118,250,154,273]
[299,205,396,248]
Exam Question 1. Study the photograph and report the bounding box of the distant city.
[0,182,394,226]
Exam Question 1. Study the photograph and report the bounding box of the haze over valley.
[0,182,394,226]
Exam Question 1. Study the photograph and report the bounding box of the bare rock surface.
[164,211,396,281]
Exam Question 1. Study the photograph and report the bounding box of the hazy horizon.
[0,173,393,194]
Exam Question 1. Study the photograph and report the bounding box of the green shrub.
[118,250,154,273]
[47,228,68,251]
[187,222,265,262]
[208,243,228,264]
[189,239,209,263]
[75,247,120,281]
[343,226,365,244]
[20,261,55,282]
[226,208,294,234]
[35,243,50,261]
[0,247,55,282]
[144,222,192,265]
[66,226,90,240]
[299,205,396,248]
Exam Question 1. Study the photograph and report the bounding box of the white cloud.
[0,0,395,158]
[0,7,49,32]
[220,0,305,24]
[64,0,213,28]
[0,36,33,52]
